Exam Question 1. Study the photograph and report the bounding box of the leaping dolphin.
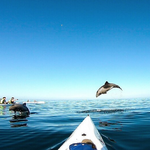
[96,81,122,97]
[9,103,30,115]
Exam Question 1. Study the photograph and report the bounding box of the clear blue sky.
[0,0,150,100]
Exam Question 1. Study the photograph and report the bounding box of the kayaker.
[0,97,7,104]
[8,97,18,104]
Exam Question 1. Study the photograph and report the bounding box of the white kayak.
[24,101,45,104]
[59,115,108,150]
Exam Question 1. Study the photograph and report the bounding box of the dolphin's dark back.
[9,103,30,114]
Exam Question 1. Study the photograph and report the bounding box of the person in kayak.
[0,97,7,104]
[8,97,18,104]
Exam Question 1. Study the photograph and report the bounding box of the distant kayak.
[59,115,107,150]
[24,101,45,104]
[0,104,13,106]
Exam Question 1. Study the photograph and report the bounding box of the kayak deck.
[59,115,107,150]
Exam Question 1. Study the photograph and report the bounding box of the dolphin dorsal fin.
[23,103,26,106]
[105,81,109,85]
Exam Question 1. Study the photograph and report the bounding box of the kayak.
[24,101,45,104]
[59,115,108,150]
[0,104,13,106]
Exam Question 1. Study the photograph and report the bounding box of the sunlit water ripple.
[0,98,150,150]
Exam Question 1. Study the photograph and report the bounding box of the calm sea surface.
[0,98,150,150]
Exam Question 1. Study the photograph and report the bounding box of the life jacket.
[0,99,5,104]
[8,100,14,104]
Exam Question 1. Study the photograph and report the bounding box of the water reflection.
[0,105,7,115]
[9,113,29,128]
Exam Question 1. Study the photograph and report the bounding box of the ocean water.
[0,98,150,150]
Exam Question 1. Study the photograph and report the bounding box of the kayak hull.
[0,104,13,106]
[59,115,107,150]
[24,101,45,104]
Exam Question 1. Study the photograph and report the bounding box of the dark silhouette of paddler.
[96,81,122,97]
